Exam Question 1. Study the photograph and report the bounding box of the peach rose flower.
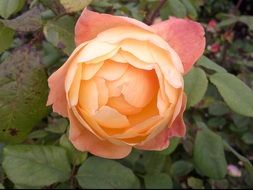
[47,9,205,159]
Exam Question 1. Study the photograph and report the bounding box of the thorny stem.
[70,164,77,189]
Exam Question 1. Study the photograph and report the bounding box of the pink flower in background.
[227,165,242,177]
[210,43,221,53]
[207,19,217,32]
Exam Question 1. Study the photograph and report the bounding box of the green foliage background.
[0,0,253,189]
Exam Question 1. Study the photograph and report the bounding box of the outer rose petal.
[47,65,68,117]
[136,94,187,150]
[47,44,86,117]
[68,109,132,159]
[75,9,154,45]
[152,17,205,73]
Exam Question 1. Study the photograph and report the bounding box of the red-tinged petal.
[75,9,154,45]
[152,17,205,73]
[135,94,186,150]
[68,109,132,159]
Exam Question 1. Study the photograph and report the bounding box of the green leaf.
[0,6,42,32]
[0,23,14,53]
[59,0,92,13]
[193,123,227,179]
[242,132,253,145]
[239,16,253,31]
[160,137,180,155]
[208,102,230,116]
[2,145,71,187]
[14,184,41,189]
[43,15,75,55]
[46,118,68,134]
[217,17,238,28]
[197,56,227,73]
[77,157,139,189]
[160,0,187,19]
[209,72,253,117]
[0,0,25,19]
[60,134,87,165]
[142,151,166,174]
[120,149,141,169]
[170,160,194,177]
[28,130,48,139]
[187,177,204,189]
[144,173,173,189]
[217,16,253,31]
[180,0,197,19]
[42,42,61,67]
[0,47,49,143]
[184,67,208,107]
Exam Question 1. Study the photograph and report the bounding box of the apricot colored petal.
[96,26,170,50]
[106,80,122,97]
[68,64,82,106]
[114,116,161,139]
[95,60,129,81]
[118,51,154,70]
[94,78,109,107]
[75,9,154,45]
[120,39,154,63]
[68,109,132,159]
[128,96,159,125]
[111,66,158,108]
[79,80,99,114]
[152,17,205,73]
[47,65,68,117]
[77,40,119,63]
[107,95,142,116]
[81,62,104,80]
[72,106,105,139]
[47,43,86,117]
[169,93,186,137]
[94,106,130,128]
[135,93,186,150]
[150,44,183,88]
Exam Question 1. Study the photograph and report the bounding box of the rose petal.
[95,60,129,81]
[109,66,158,108]
[78,80,99,114]
[96,26,170,51]
[114,116,161,139]
[75,9,154,45]
[149,44,183,88]
[121,39,154,63]
[94,78,109,107]
[68,64,82,106]
[136,93,186,150]
[69,109,132,159]
[152,17,205,73]
[107,95,142,115]
[47,43,86,117]
[118,50,154,70]
[81,62,104,80]
[128,96,159,125]
[94,106,130,128]
[77,40,119,63]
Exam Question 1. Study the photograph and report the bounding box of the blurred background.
[0,0,253,189]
